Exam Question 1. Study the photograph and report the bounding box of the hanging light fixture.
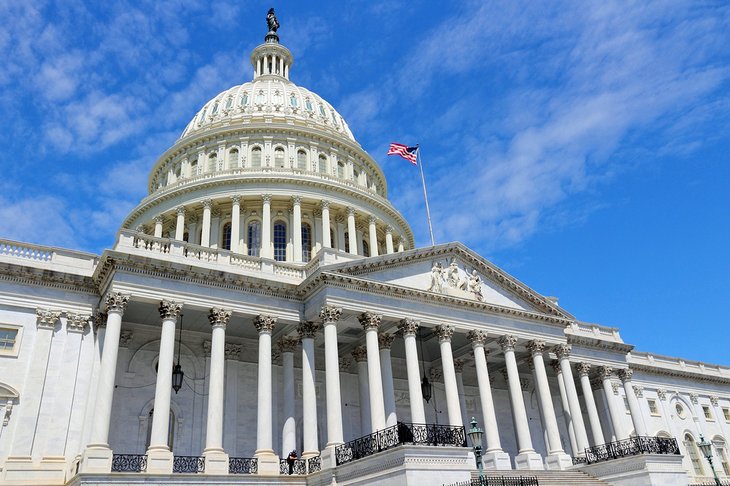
[171,314,184,394]
[419,327,432,403]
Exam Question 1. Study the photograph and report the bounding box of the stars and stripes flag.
[387,142,418,164]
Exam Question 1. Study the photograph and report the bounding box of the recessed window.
[305,99,313,112]
[251,147,262,168]
[648,399,660,416]
[0,328,19,352]
[211,102,219,115]
[297,150,307,170]
[256,90,265,104]
[289,94,298,107]
[225,97,233,110]
[703,405,714,421]
[684,434,705,476]
[301,223,312,261]
[274,222,287,262]
[240,93,249,106]
[337,161,345,178]
[274,147,285,168]
[247,221,261,257]
[723,407,730,422]
[222,223,232,251]
[676,403,686,419]
[318,154,327,174]
[319,105,326,117]
[228,149,239,168]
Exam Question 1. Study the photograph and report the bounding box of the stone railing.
[0,238,98,275]
[569,321,623,342]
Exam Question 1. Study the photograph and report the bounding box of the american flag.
[387,142,418,164]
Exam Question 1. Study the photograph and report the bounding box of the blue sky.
[1,1,728,364]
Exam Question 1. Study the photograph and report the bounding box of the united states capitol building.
[1,11,729,486]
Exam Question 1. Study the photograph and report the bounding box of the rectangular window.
[648,399,660,416]
[703,405,714,421]
[723,407,730,422]
[0,327,21,357]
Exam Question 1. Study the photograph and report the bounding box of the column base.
[254,451,280,475]
[146,447,173,474]
[320,444,338,470]
[203,450,229,475]
[515,451,544,470]
[482,450,512,470]
[79,446,113,474]
[1,456,67,485]
[545,452,573,470]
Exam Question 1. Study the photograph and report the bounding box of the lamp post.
[697,435,721,486]
[467,417,484,482]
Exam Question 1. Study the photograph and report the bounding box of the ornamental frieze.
[426,259,484,302]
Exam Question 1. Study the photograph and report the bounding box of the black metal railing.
[335,422,467,465]
[229,457,257,474]
[111,454,147,472]
[446,476,539,486]
[172,455,205,473]
[280,458,307,475]
[571,455,587,465]
[688,482,730,486]
[307,454,321,473]
[582,436,680,464]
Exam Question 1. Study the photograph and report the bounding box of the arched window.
[174,164,182,179]
[337,161,345,178]
[297,150,307,170]
[362,240,370,257]
[274,222,287,261]
[145,408,175,451]
[247,221,261,257]
[318,154,327,174]
[183,232,189,243]
[305,98,313,112]
[344,231,350,253]
[251,147,262,168]
[684,434,705,476]
[222,223,232,251]
[301,223,312,261]
[240,92,249,107]
[228,149,239,168]
[274,147,285,168]
[289,94,298,107]
[713,437,730,475]
[224,97,233,110]
[208,153,217,172]
[329,229,336,249]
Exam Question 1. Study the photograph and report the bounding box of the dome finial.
[265,7,280,44]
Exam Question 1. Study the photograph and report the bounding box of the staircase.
[471,469,612,485]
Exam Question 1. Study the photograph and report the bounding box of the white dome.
[180,78,356,143]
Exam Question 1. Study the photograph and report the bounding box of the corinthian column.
[175,206,186,240]
[292,196,303,262]
[368,216,379,257]
[618,369,647,436]
[434,325,463,427]
[253,314,278,474]
[598,366,627,440]
[467,330,510,469]
[398,319,425,424]
[230,196,241,253]
[552,344,589,454]
[385,226,394,254]
[278,337,298,458]
[146,300,183,474]
[527,340,571,470]
[298,321,320,457]
[577,363,605,446]
[379,333,397,426]
[346,207,357,255]
[499,335,543,470]
[261,195,272,258]
[204,308,231,474]
[321,305,344,446]
[352,346,371,434]
[359,312,386,431]
[551,360,578,456]
[201,199,212,247]
[321,200,331,248]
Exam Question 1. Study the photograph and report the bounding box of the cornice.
[629,361,730,386]
[298,271,573,326]
[566,333,634,354]
[0,262,98,295]
[319,243,571,320]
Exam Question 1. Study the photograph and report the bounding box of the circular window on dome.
[676,403,686,419]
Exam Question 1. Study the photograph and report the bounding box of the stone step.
[471,469,612,486]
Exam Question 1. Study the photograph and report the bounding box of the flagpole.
[415,145,436,246]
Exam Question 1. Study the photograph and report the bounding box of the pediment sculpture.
[427,259,484,302]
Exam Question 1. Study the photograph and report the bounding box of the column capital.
[321,199,330,210]
[577,362,592,377]
[657,388,668,401]
[154,215,164,224]
[597,365,614,380]
[352,345,367,362]
[202,198,213,209]
[319,305,342,323]
[253,314,277,334]
[36,309,61,330]
[230,195,241,204]
[367,215,377,225]
[429,367,443,381]
[378,333,395,350]
[526,339,546,356]
[208,307,232,327]
[550,359,561,374]
[552,343,571,360]
[434,324,454,343]
[346,206,356,216]
[104,292,130,314]
[453,358,465,373]
[397,318,420,336]
[358,311,381,331]
[385,225,393,235]
[119,330,134,347]
[633,385,644,398]
[92,311,107,331]
[66,312,90,333]
[291,195,302,206]
[277,336,298,353]
[339,356,352,371]
[159,299,183,320]
[176,205,186,215]
[297,321,320,339]
[710,395,719,407]
[466,329,488,347]
[225,343,242,360]
[617,368,633,383]
[262,194,272,203]
[689,392,699,404]
[497,334,517,351]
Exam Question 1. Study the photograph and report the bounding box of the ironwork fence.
[111,454,147,472]
[278,455,322,475]
[172,455,205,473]
[307,454,321,473]
[229,457,257,474]
[446,476,539,486]
[582,436,680,464]
[335,422,467,465]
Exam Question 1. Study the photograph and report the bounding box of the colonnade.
[147,196,406,262]
[82,293,647,474]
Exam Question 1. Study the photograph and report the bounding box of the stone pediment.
[321,243,572,319]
